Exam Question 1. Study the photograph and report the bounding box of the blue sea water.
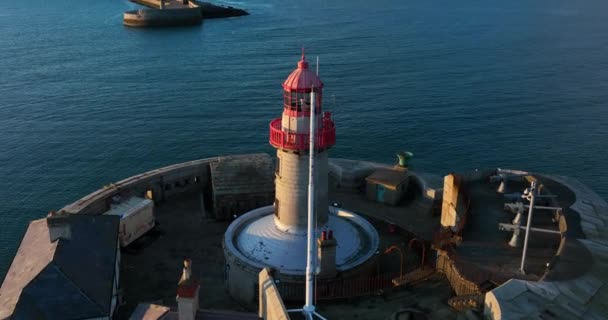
[1,0,607,277]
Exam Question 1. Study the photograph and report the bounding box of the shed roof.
[0,214,120,319]
[365,168,410,190]
[105,196,153,219]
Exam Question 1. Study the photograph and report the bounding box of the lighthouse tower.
[269,53,335,232]
[223,54,379,305]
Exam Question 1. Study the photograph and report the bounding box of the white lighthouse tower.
[223,53,379,305]
[269,52,334,233]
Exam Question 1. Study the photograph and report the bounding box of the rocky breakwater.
[195,1,248,19]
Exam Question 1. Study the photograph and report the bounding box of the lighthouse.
[223,53,379,305]
[269,52,335,232]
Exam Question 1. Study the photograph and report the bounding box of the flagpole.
[303,87,317,319]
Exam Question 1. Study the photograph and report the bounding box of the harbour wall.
[59,154,271,218]
[124,6,202,27]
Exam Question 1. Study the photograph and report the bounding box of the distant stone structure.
[123,5,202,27]
[123,0,248,27]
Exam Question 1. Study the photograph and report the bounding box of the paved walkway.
[116,191,248,319]
[327,159,442,241]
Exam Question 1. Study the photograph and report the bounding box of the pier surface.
[129,0,248,18]
[131,0,192,9]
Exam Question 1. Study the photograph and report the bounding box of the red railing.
[276,272,399,301]
[269,113,336,151]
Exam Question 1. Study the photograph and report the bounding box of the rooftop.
[105,196,153,218]
[282,54,323,92]
[365,168,410,190]
[0,214,120,319]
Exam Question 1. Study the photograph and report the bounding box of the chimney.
[46,212,71,242]
[176,259,199,320]
[317,230,337,279]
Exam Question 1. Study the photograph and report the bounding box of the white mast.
[520,180,537,274]
[303,87,317,319]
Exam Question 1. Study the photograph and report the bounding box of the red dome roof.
[282,54,323,92]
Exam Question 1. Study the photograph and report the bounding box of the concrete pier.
[123,0,247,27]
[131,0,194,10]
[124,0,202,27]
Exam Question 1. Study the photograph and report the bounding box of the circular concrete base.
[223,205,379,304]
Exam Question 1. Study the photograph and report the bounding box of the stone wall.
[440,174,466,230]
[439,170,493,233]
[436,253,482,296]
[274,149,329,229]
[123,6,202,27]
[210,154,275,220]
[258,268,291,320]
[60,154,272,218]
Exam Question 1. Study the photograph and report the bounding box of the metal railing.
[268,114,336,151]
[276,272,399,301]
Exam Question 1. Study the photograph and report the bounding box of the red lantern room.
[269,53,336,151]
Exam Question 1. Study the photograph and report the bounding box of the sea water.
[1,0,607,276]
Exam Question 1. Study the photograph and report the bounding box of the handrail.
[268,115,336,151]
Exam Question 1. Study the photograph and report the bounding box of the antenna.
[316,56,319,76]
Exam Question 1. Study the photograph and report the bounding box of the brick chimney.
[46,212,71,242]
[176,259,199,320]
[317,230,337,279]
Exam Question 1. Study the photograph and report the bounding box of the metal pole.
[303,89,317,317]
[520,180,537,274]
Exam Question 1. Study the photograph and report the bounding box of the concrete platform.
[444,173,592,293]
[115,161,457,319]
[484,174,608,319]
[117,190,247,319]
[328,170,441,241]
[451,177,563,284]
